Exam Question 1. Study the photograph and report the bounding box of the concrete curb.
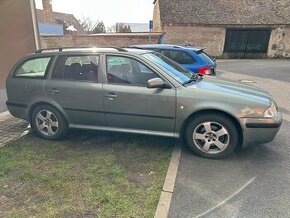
[154,141,182,218]
[0,111,11,122]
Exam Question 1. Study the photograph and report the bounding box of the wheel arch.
[180,109,243,149]
[27,100,69,125]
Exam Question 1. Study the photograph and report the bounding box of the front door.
[103,55,176,134]
[44,54,105,126]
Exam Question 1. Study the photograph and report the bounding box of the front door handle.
[105,93,118,100]
[49,88,59,95]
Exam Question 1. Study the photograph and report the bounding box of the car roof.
[131,44,204,52]
[124,48,153,54]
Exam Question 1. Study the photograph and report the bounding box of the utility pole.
[30,0,41,50]
[149,20,153,41]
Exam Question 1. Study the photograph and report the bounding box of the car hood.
[187,76,272,105]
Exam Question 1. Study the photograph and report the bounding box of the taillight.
[197,66,211,75]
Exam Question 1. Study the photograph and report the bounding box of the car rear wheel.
[185,113,238,159]
[31,104,68,140]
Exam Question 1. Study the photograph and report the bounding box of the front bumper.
[240,112,282,147]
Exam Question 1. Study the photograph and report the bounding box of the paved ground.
[0,88,7,113]
[0,112,30,147]
[169,60,290,218]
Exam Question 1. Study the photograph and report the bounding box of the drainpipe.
[30,0,41,50]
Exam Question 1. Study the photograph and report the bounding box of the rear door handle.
[105,93,118,100]
[49,88,59,95]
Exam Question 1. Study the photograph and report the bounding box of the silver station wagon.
[6,47,282,158]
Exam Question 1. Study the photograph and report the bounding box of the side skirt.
[69,124,179,138]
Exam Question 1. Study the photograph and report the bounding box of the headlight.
[264,103,277,118]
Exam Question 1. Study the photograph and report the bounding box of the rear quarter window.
[161,50,196,65]
[197,51,215,65]
[14,57,52,79]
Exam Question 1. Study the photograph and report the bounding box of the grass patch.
[0,130,174,217]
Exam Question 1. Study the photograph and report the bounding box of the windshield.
[142,52,193,84]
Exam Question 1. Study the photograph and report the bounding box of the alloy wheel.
[35,109,59,136]
[193,121,230,154]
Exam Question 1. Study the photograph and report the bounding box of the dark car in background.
[131,44,217,75]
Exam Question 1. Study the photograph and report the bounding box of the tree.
[92,21,106,33]
[110,23,132,33]
[79,17,106,34]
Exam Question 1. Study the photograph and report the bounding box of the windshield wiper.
[182,74,203,86]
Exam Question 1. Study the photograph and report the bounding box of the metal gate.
[223,28,271,58]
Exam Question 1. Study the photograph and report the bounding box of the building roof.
[155,0,290,25]
[36,9,84,34]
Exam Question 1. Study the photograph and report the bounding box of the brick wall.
[162,24,226,57]
[42,0,54,23]
[268,26,290,58]
[40,33,162,49]
[161,24,290,58]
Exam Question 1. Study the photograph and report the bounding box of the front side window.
[161,50,195,65]
[14,57,52,78]
[106,56,159,86]
[51,55,99,82]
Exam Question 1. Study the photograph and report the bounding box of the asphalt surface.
[0,89,7,113]
[169,60,290,218]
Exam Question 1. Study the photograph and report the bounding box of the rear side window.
[161,50,196,65]
[51,55,99,82]
[14,57,52,78]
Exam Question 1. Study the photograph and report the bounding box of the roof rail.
[107,46,128,52]
[35,47,90,53]
[35,46,127,53]
[128,46,143,49]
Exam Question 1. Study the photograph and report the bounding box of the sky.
[35,0,154,27]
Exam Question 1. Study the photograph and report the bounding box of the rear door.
[44,54,105,126]
[103,54,176,134]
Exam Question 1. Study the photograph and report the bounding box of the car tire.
[31,104,68,140]
[185,113,238,159]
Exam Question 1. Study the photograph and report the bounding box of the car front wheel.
[185,113,238,159]
[31,104,68,140]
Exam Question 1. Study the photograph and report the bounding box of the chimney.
[42,0,55,23]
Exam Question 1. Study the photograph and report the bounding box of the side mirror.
[147,78,170,89]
